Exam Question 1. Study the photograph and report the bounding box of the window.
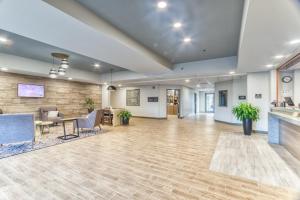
[219,90,227,107]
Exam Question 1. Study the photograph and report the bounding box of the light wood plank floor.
[209,132,300,189]
[0,114,299,200]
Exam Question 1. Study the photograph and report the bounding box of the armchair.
[39,106,64,123]
[74,110,101,133]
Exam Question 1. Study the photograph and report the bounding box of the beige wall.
[0,72,101,119]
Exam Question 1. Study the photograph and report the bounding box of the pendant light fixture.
[60,58,69,69]
[49,53,70,78]
[49,56,58,78]
[107,69,117,91]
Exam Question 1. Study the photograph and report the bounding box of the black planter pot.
[122,117,129,125]
[242,118,252,135]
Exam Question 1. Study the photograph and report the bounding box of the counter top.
[269,111,300,127]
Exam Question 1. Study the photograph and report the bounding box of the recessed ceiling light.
[266,64,274,68]
[103,82,107,85]
[185,79,190,83]
[68,77,72,80]
[173,22,182,29]
[0,67,8,71]
[274,55,284,59]
[289,39,300,45]
[118,84,122,87]
[157,1,167,9]
[196,84,200,88]
[0,37,8,43]
[229,71,235,75]
[183,37,191,43]
[93,63,100,68]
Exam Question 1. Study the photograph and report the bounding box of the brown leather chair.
[0,109,3,114]
[94,110,102,129]
[39,106,64,123]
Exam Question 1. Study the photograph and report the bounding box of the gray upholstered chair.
[0,114,35,145]
[74,110,101,133]
[39,106,64,123]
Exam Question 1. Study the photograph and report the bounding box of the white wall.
[269,70,277,103]
[214,77,247,124]
[181,86,195,117]
[294,69,300,106]
[279,71,294,102]
[232,78,247,123]
[199,91,206,113]
[247,72,270,132]
[101,85,110,108]
[214,80,234,123]
[103,85,196,118]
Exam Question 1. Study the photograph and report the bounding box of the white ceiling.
[238,0,300,72]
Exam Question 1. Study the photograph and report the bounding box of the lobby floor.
[0,114,298,200]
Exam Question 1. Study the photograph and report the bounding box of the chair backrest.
[0,109,3,114]
[86,110,97,128]
[39,106,57,121]
[0,114,35,145]
[103,109,111,115]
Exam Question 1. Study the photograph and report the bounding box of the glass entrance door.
[205,93,214,113]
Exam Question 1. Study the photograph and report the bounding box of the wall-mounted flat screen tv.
[18,83,45,98]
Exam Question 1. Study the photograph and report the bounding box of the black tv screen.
[18,83,45,98]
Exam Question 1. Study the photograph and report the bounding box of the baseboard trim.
[214,119,241,126]
[132,116,167,120]
[253,130,268,134]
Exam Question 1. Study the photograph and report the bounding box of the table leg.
[76,119,79,137]
[63,121,66,140]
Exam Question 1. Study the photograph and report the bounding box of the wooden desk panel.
[279,120,300,160]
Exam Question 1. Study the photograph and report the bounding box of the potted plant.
[232,103,260,135]
[84,97,95,113]
[118,110,132,125]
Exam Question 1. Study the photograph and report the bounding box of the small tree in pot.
[84,97,95,113]
[232,103,260,135]
[118,110,132,125]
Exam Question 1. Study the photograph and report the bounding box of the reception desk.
[269,108,300,160]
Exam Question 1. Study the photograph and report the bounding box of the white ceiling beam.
[0,0,171,74]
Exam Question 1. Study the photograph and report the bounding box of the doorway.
[167,89,180,117]
[205,93,214,113]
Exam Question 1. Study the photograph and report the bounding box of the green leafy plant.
[232,103,260,121]
[84,97,95,110]
[117,110,132,120]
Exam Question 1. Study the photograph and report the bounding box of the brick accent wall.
[0,72,101,119]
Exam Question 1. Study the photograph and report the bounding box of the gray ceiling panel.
[76,0,244,63]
